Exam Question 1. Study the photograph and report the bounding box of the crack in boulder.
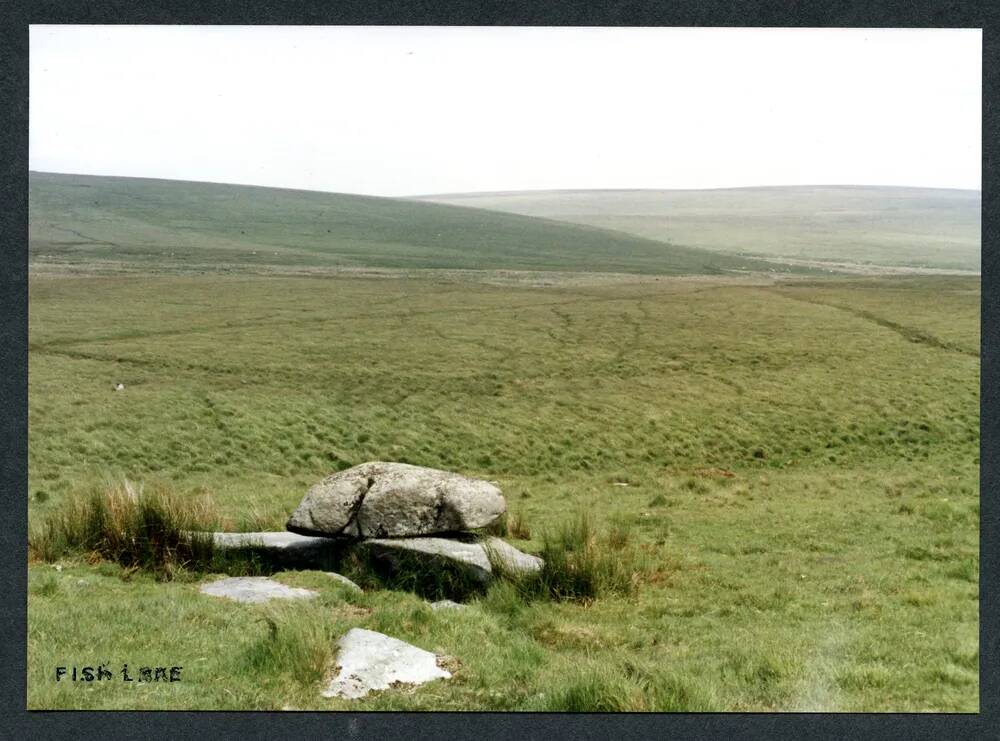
[342,473,378,538]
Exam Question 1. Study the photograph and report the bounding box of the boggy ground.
[27,271,979,710]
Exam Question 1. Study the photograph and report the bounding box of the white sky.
[30,26,982,196]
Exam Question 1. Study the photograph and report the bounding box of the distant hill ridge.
[413,184,980,198]
[414,186,981,271]
[29,172,797,276]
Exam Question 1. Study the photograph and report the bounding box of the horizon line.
[29,170,983,199]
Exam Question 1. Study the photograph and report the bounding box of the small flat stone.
[199,576,317,604]
[429,599,467,611]
[322,628,451,699]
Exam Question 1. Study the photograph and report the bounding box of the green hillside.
[29,172,792,276]
[415,186,981,271]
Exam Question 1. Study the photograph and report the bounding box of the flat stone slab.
[209,531,326,549]
[429,599,467,611]
[322,628,451,699]
[199,576,318,604]
[187,530,341,569]
[362,536,543,583]
[208,530,333,552]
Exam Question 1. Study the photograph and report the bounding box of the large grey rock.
[199,576,317,604]
[322,628,451,699]
[287,462,506,538]
[361,536,543,583]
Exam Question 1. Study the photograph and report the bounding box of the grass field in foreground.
[416,186,982,271]
[28,271,978,710]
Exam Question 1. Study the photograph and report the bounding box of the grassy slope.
[28,272,979,711]
[414,186,982,271]
[30,172,792,276]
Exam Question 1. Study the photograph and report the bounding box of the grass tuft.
[534,514,645,601]
[488,514,647,603]
[28,478,218,579]
[506,511,532,540]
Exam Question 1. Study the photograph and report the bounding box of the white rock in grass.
[322,628,451,699]
[199,576,317,604]
[429,599,467,611]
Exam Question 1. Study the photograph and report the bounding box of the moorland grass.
[27,270,979,711]
[541,661,717,712]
